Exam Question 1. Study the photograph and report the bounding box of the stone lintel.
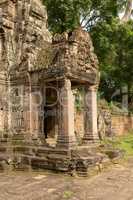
[30,68,98,86]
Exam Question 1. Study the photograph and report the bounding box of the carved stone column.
[30,84,42,138]
[56,78,76,148]
[83,85,99,143]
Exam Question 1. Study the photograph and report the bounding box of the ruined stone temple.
[0,0,101,173]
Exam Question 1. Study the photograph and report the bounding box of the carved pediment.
[52,28,99,71]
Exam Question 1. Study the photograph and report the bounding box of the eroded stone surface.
[0,0,51,72]
[0,160,133,200]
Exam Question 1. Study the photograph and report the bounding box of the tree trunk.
[121,0,132,22]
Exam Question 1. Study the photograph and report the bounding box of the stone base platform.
[0,135,124,176]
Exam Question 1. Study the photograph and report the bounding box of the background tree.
[91,19,133,101]
[44,0,120,33]
[121,0,133,22]
[91,0,133,102]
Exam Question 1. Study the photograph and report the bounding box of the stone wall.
[111,113,133,136]
[74,111,133,138]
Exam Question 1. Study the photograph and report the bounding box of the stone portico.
[28,29,99,148]
[0,0,102,174]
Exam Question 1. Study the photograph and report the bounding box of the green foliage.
[91,19,133,101]
[43,0,119,33]
[102,132,133,157]
[113,21,133,87]
[63,191,74,199]
[108,101,124,113]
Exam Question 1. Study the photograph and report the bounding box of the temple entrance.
[44,105,57,139]
[43,85,58,146]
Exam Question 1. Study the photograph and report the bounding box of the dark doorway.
[43,86,58,140]
[44,106,57,139]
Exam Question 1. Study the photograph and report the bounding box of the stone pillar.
[30,84,42,138]
[121,85,128,112]
[56,78,76,149]
[83,85,99,143]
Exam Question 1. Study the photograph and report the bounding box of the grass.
[102,131,133,157]
[63,191,74,199]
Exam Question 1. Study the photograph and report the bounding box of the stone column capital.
[59,78,71,90]
[85,84,98,92]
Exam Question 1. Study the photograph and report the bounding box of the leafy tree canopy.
[43,0,121,33]
[91,19,133,100]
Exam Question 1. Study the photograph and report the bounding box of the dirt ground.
[1,160,133,200]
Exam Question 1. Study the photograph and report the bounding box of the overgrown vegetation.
[99,98,130,113]
[102,131,133,157]
[44,0,119,33]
